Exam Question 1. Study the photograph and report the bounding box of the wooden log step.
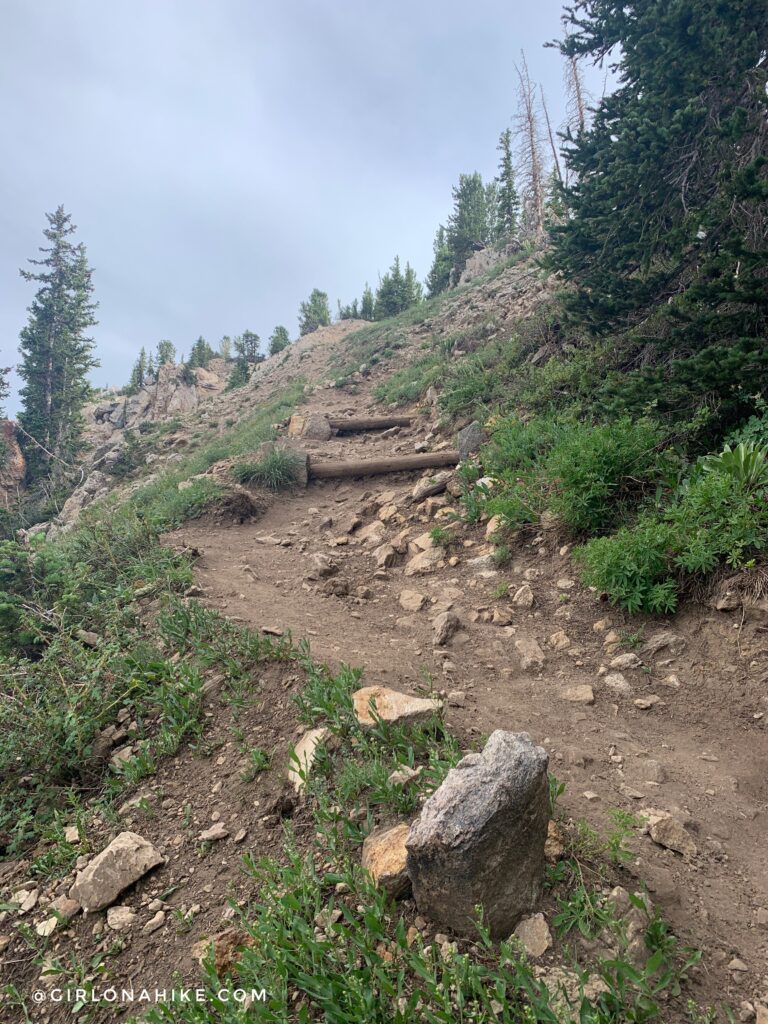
[308,451,460,480]
[326,415,412,433]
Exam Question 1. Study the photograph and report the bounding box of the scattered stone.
[406,731,549,938]
[106,906,137,931]
[433,610,461,646]
[447,690,466,706]
[76,629,100,648]
[374,543,398,569]
[515,637,545,671]
[69,832,165,913]
[388,765,422,788]
[603,672,631,695]
[64,825,80,844]
[143,910,165,934]
[648,814,697,858]
[556,578,575,590]
[199,822,230,843]
[729,958,749,973]
[560,685,594,705]
[47,895,80,924]
[756,907,768,929]
[288,728,330,794]
[634,696,661,710]
[457,420,486,460]
[191,928,255,974]
[583,791,600,802]
[640,630,686,658]
[306,553,339,580]
[361,823,411,898]
[0,936,10,954]
[35,918,58,938]
[352,686,442,728]
[13,888,39,914]
[492,607,513,626]
[404,548,445,576]
[512,584,535,608]
[412,470,453,502]
[513,913,552,958]
[608,887,654,967]
[323,578,350,597]
[549,630,571,651]
[610,652,642,670]
[399,590,426,612]
[632,759,666,784]
[485,515,501,541]
[544,820,565,862]
[593,618,611,632]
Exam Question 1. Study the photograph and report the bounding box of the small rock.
[513,913,552,958]
[728,957,749,973]
[433,610,461,646]
[361,823,411,898]
[610,652,642,670]
[447,690,466,706]
[544,820,565,862]
[603,672,631,695]
[412,471,453,502]
[399,590,426,612]
[199,822,230,843]
[69,832,165,913]
[388,765,422,788]
[556,578,575,590]
[352,686,441,728]
[143,910,165,934]
[64,825,80,844]
[106,906,137,931]
[512,584,535,608]
[649,814,697,858]
[457,421,486,460]
[404,548,445,577]
[492,606,513,626]
[288,728,330,794]
[549,630,571,651]
[515,637,545,671]
[560,685,594,705]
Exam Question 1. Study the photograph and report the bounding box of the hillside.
[1,255,766,1024]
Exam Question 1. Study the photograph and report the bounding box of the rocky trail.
[3,328,768,1022]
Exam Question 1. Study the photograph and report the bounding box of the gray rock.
[433,610,461,646]
[412,470,454,502]
[406,730,549,938]
[515,637,545,671]
[457,421,486,461]
[69,832,165,912]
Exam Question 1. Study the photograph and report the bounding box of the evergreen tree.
[485,180,500,245]
[226,359,250,390]
[426,225,453,297]
[298,289,331,335]
[403,262,423,307]
[156,339,176,365]
[187,336,214,369]
[268,325,291,355]
[549,0,768,433]
[446,173,489,276]
[374,257,422,320]
[146,352,156,382]
[234,330,260,362]
[17,207,98,483]
[495,129,521,239]
[0,364,9,422]
[218,336,232,360]
[360,284,375,321]
[337,298,360,320]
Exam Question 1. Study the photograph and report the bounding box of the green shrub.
[232,448,303,491]
[546,417,670,534]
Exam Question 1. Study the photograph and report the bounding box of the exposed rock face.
[361,823,411,898]
[406,731,549,938]
[352,686,442,727]
[456,421,486,461]
[69,832,165,912]
[0,421,25,506]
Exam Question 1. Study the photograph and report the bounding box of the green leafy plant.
[232,448,304,491]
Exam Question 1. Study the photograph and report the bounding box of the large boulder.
[69,832,165,912]
[406,731,549,938]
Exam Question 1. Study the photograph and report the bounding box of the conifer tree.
[446,173,489,274]
[187,336,214,369]
[426,226,453,296]
[360,284,375,321]
[17,207,98,483]
[513,54,546,239]
[268,325,290,355]
[337,298,360,320]
[495,129,520,239]
[156,339,176,365]
[235,330,260,363]
[218,336,231,360]
[550,0,768,432]
[146,351,156,382]
[298,290,331,335]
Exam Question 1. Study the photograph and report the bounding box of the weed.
[232,447,304,491]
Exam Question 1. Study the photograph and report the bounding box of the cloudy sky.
[1,0,605,415]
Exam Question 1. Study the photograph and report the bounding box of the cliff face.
[0,421,25,508]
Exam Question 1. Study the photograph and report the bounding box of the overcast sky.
[0,0,605,416]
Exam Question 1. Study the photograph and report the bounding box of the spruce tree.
[446,173,489,276]
[235,330,260,362]
[549,0,768,433]
[17,207,98,483]
[496,129,520,239]
[268,325,290,355]
[426,226,453,296]
[360,284,375,320]
[298,290,331,335]
[156,339,176,365]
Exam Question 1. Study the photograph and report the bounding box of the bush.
[232,448,303,491]
[577,456,768,612]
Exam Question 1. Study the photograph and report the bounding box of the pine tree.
[188,336,214,369]
[298,290,331,335]
[426,226,453,296]
[146,352,156,382]
[549,0,768,433]
[17,207,98,483]
[337,298,360,320]
[268,325,290,355]
[234,330,260,363]
[360,284,375,320]
[403,262,423,308]
[446,173,489,276]
[495,129,520,239]
[513,54,546,240]
[156,339,176,365]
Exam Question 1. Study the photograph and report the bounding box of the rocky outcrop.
[406,731,549,938]
[0,421,25,507]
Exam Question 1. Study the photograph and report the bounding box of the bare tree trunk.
[514,53,546,240]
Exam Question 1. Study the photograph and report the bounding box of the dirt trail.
[173,379,768,1010]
